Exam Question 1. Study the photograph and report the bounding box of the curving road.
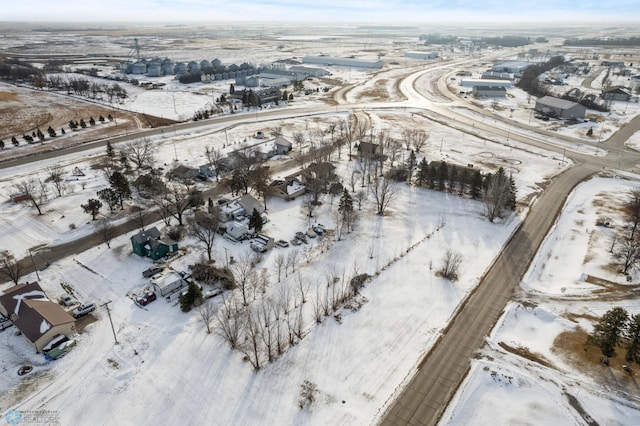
[4,50,640,425]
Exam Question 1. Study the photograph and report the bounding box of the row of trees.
[588,307,640,363]
[41,75,128,101]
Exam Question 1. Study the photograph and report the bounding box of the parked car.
[306,229,317,238]
[136,292,157,306]
[295,232,308,243]
[290,238,302,246]
[203,288,222,300]
[59,295,75,307]
[142,266,163,278]
[312,225,324,235]
[72,303,96,319]
[43,335,76,360]
[276,239,289,248]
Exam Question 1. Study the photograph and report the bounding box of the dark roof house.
[0,282,76,352]
[131,227,179,261]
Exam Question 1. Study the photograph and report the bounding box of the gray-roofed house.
[131,227,178,261]
[238,193,264,215]
[274,136,293,154]
[535,96,586,119]
[601,87,632,102]
[270,177,306,201]
[0,282,76,352]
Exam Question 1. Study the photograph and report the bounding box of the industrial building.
[404,51,439,60]
[302,56,383,69]
[491,61,532,74]
[473,86,507,98]
[535,96,586,119]
[461,79,512,89]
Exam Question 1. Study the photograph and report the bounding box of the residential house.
[0,282,76,352]
[274,136,293,154]
[534,96,586,119]
[357,141,381,159]
[167,164,200,182]
[238,193,264,215]
[270,178,306,200]
[131,227,178,261]
[601,86,632,102]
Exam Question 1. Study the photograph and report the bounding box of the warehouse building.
[302,56,383,69]
[535,96,586,119]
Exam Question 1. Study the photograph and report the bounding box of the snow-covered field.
[2,25,640,426]
[441,177,640,425]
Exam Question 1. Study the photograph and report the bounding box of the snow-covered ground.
[441,177,640,425]
[2,26,640,426]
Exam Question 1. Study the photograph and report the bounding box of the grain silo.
[131,61,147,74]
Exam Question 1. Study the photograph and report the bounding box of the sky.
[2,0,639,24]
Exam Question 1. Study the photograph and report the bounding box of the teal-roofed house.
[131,227,178,260]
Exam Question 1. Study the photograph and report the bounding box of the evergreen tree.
[459,168,469,196]
[97,188,119,212]
[588,307,629,357]
[427,162,437,189]
[0,140,3,150]
[99,115,105,123]
[449,166,458,194]
[109,171,131,209]
[471,170,483,199]
[108,114,113,122]
[625,314,640,363]
[12,136,19,146]
[47,126,56,137]
[248,208,264,232]
[417,158,429,186]
[506,174,517,210]
[229,83,235,94]
[36,129,45,142]
[338,188,355,233]
[89,116,96,126]
[81,198,103,220]
[106,141,115,160]
[437,161,448,192]
[80,118,87,128]
[61,128,65,134]
[179,282,203,312]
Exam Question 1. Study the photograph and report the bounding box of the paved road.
[380,163,595,425]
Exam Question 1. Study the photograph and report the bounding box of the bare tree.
[197,300,215,334]
[614,225,640,274]
[302,193,318,220]
[370,177,398,215]
[624,189,640,239]
[437,249,462,281]
[355,189,367,211]
[238,307,263,370]
[151,192,173,226]
[96,218,115,248]
[188,210,220,262]
[272,126,283,138]
[296,272,309,304]
[249,165,273,211]
[293,131,306,150]
[166,183,200,226]
[259,298,275,362]
[232,255,255,306]
[15,180,43,215]
[278,281,292,316]
[205,146,226,181]
[402,129,429,152]
[123,138,155,169]
[274,253,286,282]
[287,249,300,274]
[217,303,243,348]
[483,168,512,223]
[46,165,66,197]
[0,250,22,285]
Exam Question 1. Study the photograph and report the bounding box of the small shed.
[151,271,187,297]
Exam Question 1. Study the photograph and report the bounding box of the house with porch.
[131,227,178,261]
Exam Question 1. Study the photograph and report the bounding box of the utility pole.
[28,249,40,281]
[101,301,118,345]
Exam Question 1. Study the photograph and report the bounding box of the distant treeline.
[420,34,546,47]
[564,37,640,47]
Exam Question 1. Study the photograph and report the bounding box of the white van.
[72,303,96,318]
